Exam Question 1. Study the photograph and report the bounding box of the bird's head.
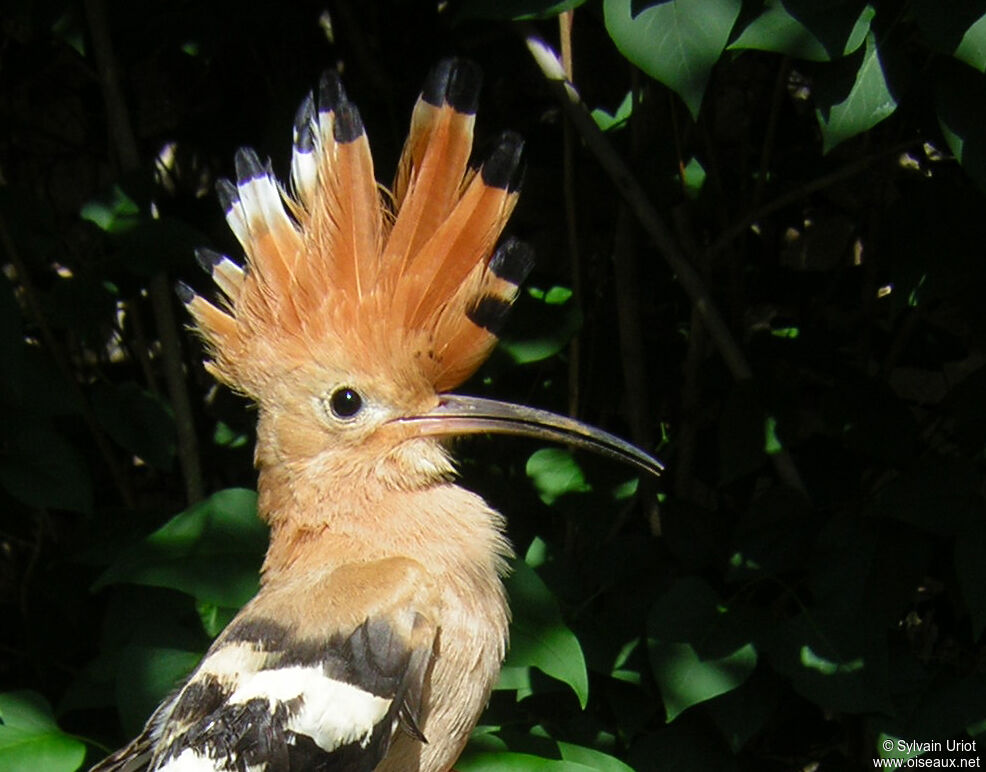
[181,60,660,499]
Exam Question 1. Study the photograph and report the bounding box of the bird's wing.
[89,738,151,772]
[91,557,438,772]
[88,693,177,772]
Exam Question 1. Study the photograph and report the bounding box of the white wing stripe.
[228,665,392,752]
[157,748,224,771]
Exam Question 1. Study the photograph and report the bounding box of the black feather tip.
[293,92,316,153]
[215,178,239,213]
[467,295,512,334]
[422,60,454,107]
[423,58,482,114]
[446,60,482,114]
[333,101,364,144]
[194,247,225,275]
[488,238,534,286]
[175,281,195,304]
[481,131,524,192]
[234,147,266,185]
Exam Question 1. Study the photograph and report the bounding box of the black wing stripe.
[222,616,427,702]
[149,613,433,770]
[156,673,392,771]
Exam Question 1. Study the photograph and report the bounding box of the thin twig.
[611,205,661,534]
[617,65,652,452]
[609,66,660,535]
[559,10,582,421]
[521,28,808,496]
[558,10,581,557]
[522,29,754,382]
[151,272,206,502]
[85,0,205,503]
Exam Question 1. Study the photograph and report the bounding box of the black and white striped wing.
[92,560,438,772]
[145,613,432,771]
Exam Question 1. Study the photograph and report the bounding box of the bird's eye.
[329,387,363,419]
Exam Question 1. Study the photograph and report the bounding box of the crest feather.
[184,60,529,396]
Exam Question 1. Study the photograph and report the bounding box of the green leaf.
[557,741,635,771]
[611,477,639,501]
[91,382,176,470]
[706,675,781,753]
[914,1,986,72]
[730,0,873,61]
[647,577,757,721]
[542,286,573,305]
[504,560,589,708]
[213,421,249,449]
[680,156,706,199]
[196,601,239,638]
[649,642,757,723]
[936,59,986,192]
[766,605,891,714]
[525,536,549,568]
[956,14,986,72]
[815,30,898,152]
[0,691,86,772]
[0,421,93,513]
[785,517,904,717]
[604,0,741,119]
[526,448,591,505]
[79,184,139,234]
[458,750,596,771]
[62,585,208,724]
[52,8,86,56]
[499,286,581,365]
[94,488,266,607]
[455,0,587,21]
[591,91,634,132]
[494,665,534,701]
[115,646,202,736]
[466,726,509,754]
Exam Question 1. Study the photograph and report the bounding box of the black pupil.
[330,387,362,418]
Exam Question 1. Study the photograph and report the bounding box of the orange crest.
[180,59,532,398]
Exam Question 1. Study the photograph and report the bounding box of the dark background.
[3,0,986,769]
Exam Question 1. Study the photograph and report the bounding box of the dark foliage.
[2,0,986,769]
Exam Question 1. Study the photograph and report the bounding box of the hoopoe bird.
[93,59,661,772]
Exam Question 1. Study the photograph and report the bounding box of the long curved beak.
[396,394,663,477]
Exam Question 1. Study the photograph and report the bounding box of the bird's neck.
[255,456,513,585]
